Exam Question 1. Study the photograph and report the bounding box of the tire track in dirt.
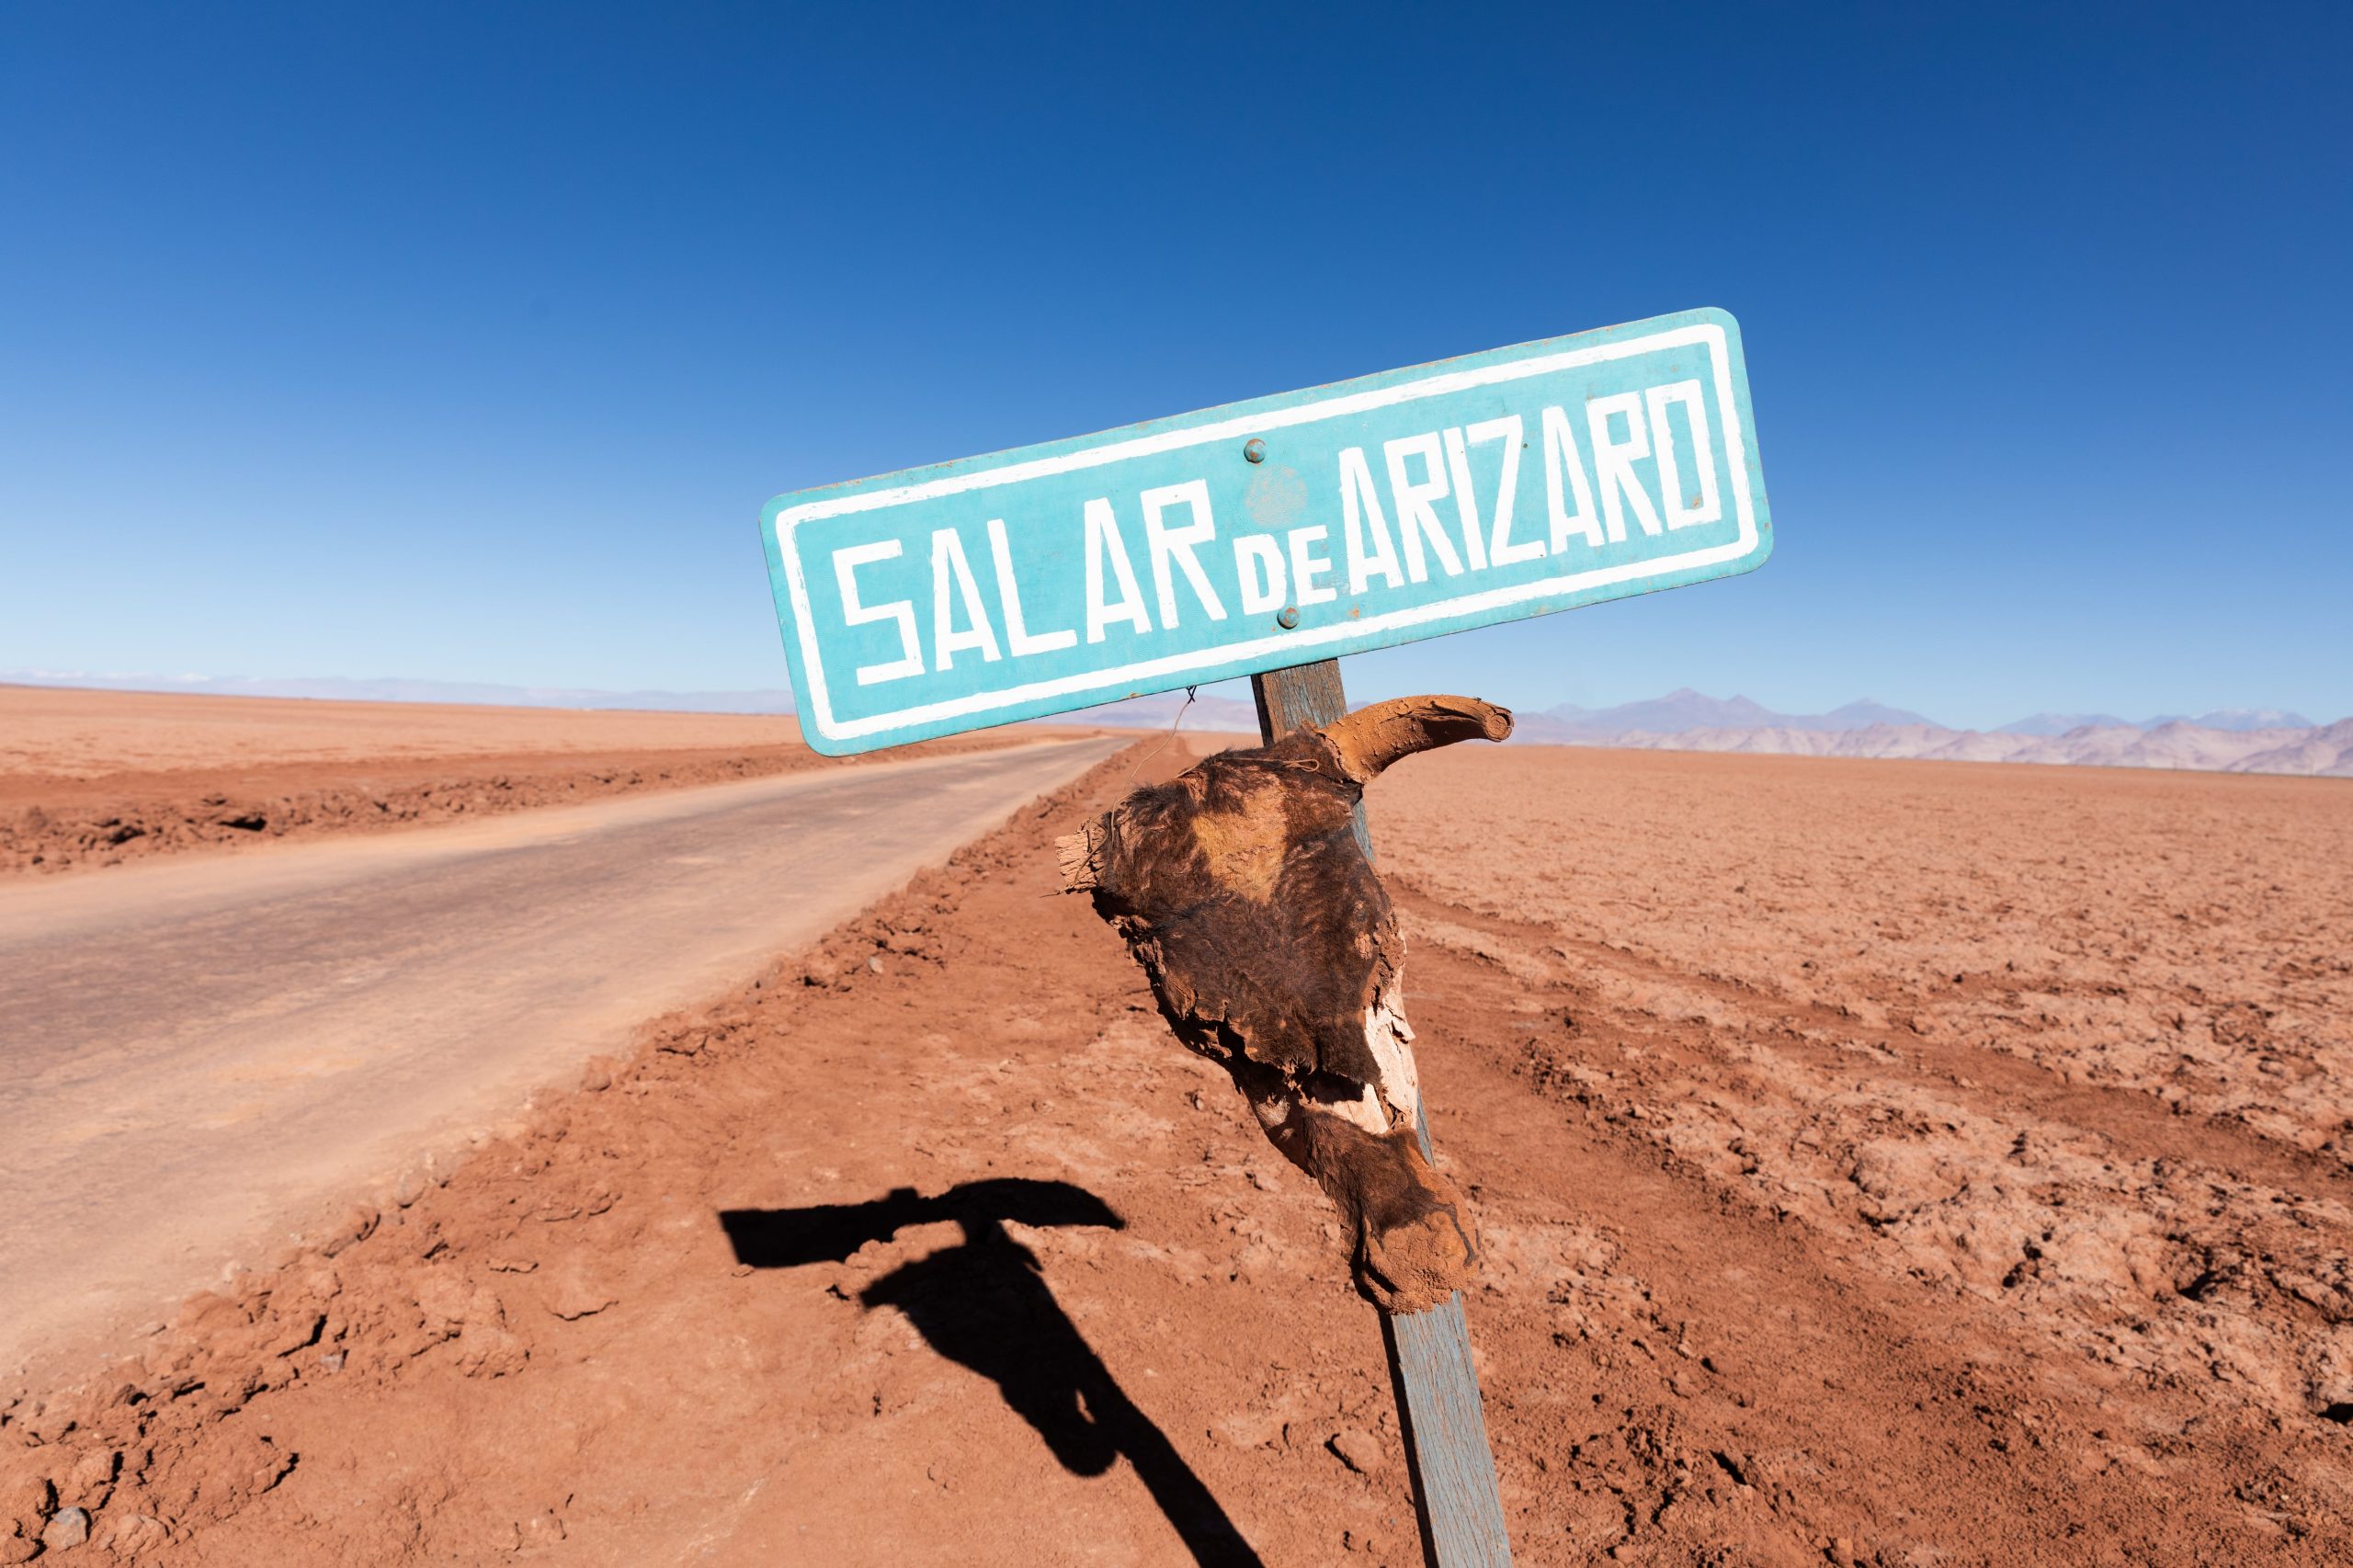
[1391,873,2352,1562]
[1407,939,2200,1563]
[1387,877,2350,1200]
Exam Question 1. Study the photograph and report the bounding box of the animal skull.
[1059,695,1512,1312]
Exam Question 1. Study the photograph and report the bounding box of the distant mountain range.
[1056,687,2349,777]
[10,672,2346,778]
[1538,690,1940,736]
[1995,708,2313,736]
[1506,690,2349,778]
[1524,689,2321,741]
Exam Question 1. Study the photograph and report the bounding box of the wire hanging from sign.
[1122,686,1198,782]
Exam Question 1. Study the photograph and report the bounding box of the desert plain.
[3,687,2350,1566]
[0,684,1056,876]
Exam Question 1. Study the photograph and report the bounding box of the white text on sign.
[835,382,1722,685]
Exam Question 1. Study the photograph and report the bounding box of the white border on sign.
[776,323,1758,743]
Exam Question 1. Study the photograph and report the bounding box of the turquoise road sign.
[760,306,1772,756]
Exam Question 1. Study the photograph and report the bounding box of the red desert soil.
[6,743,2351,1565]
[0,685,1077,876]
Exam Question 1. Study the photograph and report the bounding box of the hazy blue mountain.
[1543,688,1938,736]
[2161,709,2314,733]
[1818,699,1940,730]
[1542,689,1779,733]
[1996,712,2136,736]
[2004,707,2312,735]
[1518,697,2347,778]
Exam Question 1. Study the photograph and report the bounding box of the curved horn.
[1318,695,1514,783]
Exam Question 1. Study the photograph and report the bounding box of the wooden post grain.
[1251,661,1515,1568]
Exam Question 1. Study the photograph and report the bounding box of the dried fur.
[1060,695,1511,1312]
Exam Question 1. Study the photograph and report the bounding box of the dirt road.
[0,735,1122,1374]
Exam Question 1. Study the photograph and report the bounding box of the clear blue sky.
[4,3,2347,730]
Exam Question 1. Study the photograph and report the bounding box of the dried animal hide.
[1059,695,1512,1312]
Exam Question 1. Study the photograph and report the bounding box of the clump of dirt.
[4,743,2347,1565]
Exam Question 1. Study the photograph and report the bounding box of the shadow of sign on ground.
[719,1179,1265,1568]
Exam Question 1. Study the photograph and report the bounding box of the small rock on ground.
[43,1507,90,1551]
[1329,1427,1385,1475]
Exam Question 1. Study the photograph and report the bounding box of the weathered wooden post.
[1253,660,1513,1568]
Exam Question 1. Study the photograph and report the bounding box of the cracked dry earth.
[1370,746,2353,1563]
[6,742,2350,1565]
